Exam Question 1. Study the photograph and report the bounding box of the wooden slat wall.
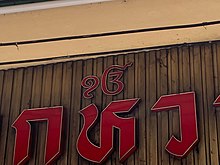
[1,42,220,165]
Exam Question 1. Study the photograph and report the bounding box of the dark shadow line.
[1,20,220,46]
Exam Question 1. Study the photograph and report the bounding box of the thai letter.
[77,98,139,163]
[12,107,63,165]
[151,92,198,158]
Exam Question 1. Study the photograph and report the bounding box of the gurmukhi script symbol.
[81,62,133,98]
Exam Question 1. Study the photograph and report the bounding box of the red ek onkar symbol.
[81,62,132,98]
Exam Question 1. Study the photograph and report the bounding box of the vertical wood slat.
[0,70,4,162]
[105,56,114,165]
[4,68,23,165]
[201,45,211,165]
[125,53,135,165]
[134,52,139,165]
[215,43,220,163]
[36,64,53,165]
[148,51,158,165]
[189,46,198,165]
[157,49,169,165]
[9,67,34,165]
[5,69,23,164]
[51,63,63,165]
[69,60,83,165]
[193,45,207,165]
[0,70,13,164]
[182,46,194,165]
[156,50,162,165]
[204,44,219,165]
[111,55,119,165]
[168,48,182,165]
[0,70,4,146]
[145,52,151,165]
[2,42,220,165]
[29,65,43,165]
[79,59,93,165]
[114,55,124,165]
[137,52,147,165]
[59,61,72,165]
[4,69,22,165]
[93,57,103,162]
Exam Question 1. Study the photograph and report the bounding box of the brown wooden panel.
[4,68,23,165]
[205,44,219,165]
[214,43,220,164]
[137,52,147,165]
[93,57,103,165]
[69,60,83,165]
[148,50,158,165]
[193,45,207,165]
[36,64,53,165]
[168,47,182,165]
[79,59,92,165]
[1,42,220,165]
[0,70,13,164]
[125,53,135,165]
[58,61,72,164]
[157,49,169,165]
[51,63,63,165]
[29,65,43,165]
[114,55,124,165]
[105,56,114,165]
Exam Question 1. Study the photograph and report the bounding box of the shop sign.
[11,63,220,165]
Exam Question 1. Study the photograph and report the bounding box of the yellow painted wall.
[1,0,220,68]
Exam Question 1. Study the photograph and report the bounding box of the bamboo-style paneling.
[1,42,220,165]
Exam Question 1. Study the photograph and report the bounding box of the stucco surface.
[0,0,220,68]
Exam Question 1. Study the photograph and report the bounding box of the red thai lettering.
[151,92,198,158]
[12,107,63,165]
[101,63,132,95]
[77,98,139,163]
[213,95,220,107]
[81,75,100,99]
